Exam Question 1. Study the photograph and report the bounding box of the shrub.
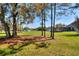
[35,42,49,48]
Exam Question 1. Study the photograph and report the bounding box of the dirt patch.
[0,35,48,46]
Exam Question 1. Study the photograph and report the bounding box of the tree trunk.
[12,14,17,37]
[0,5,11,38]
[41,9,44,36]
[50,3,53,39]
[44,9,46,37]
[0,19,11,38]
[12,4,17,37]
[50,3,56,39]
[4,23,11,38]
[53,3,56,39]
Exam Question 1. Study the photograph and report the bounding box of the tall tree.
[50,3,53,38]
[11,3,18,37]
[35,3,48,37]
[53,3,56,39]
[41,9,44,36]
[43,7,46,37]
[50,3,56,39]
[0,4,11,38]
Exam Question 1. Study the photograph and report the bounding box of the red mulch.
[0,35,47,46]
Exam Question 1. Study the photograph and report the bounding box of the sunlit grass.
[16,31,79,56]
[18,30,50,37]
[0,31,6,38]
[0,31,79,56]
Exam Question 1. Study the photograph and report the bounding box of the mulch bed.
[0,35,48,46]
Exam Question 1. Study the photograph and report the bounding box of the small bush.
[22,41,32,46]
[12,43,22,50]
[0,48,12,56]
[35,42,49,49]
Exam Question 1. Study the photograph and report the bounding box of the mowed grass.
[0,31,79,56]
[0,31,6,38]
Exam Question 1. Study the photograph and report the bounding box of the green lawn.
[0,31,79,56]
[0,31,6,37]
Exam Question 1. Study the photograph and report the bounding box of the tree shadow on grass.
[63,34,79,37]
[0,35,48,56]
[0,41,33,56]
[0,36,13,44]
[0,41,50,56]
[0,37,7,44]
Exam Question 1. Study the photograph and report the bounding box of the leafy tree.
[35,3,48,37]
[0,4,11,38]
[11,3,18,37]
[50,3,56,39]
[6,3,35,37]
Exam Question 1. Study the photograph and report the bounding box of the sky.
[24,10,79,28]
[24,15,76,28]
[23,4,79,28]
[5,3,79,29]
